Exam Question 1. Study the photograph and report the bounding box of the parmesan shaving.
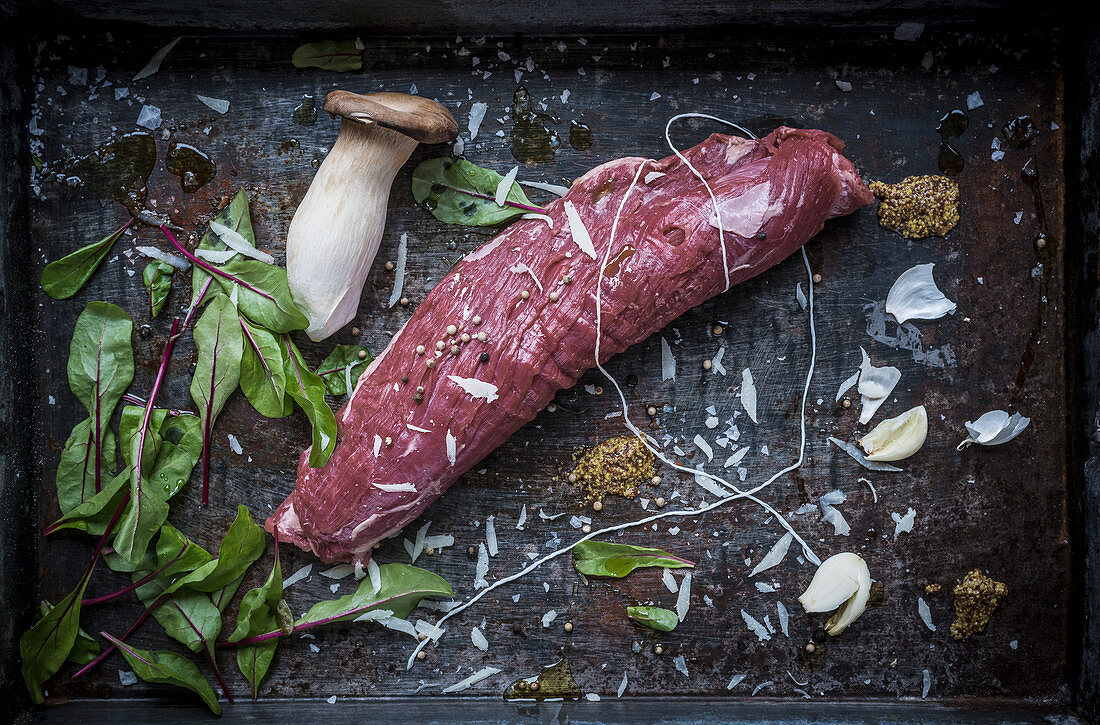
[284,564,312,588]
[741,368,758,423]
[741,610,771,641]
[693,434,714,462]
[520,213,553,228]
[210,221,274,263]
[448,375,499,403]
[406,423,431,434]
[917,597,936,631]
[563,200,597,259]
[409,522,430,564]
[660,337,676,381]
[508,262,543,292]
[644,171,666,184]
[320,564,355,579]
[495,166,519,206]
[711,346,727,375]
[195,248,236,264]
[749,532,793,576]
[474,543,489,588]
[367,558,381,594]
[676,571,692,621]
[519,180,570,196]
[133,36,181,80]
[486,515,498,557]
[471,627,489,651]
[617,672,629,698]
[372,482,417,493]
[892,507,916,539]
[446,429,457,465]
[541,610,558,627]
[727,674,746,690]
[388,233,408,308]
[442,666,500,694]
[134,245,189,270]
[516,504,527,530]
[673,654,689,677]
[196,95,229,114]
[467,102,488,141]
[662,567,679,593]
[415,619,445,641]
[796,282,807,310]
[777,601,790,637]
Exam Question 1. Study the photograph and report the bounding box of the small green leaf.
[572,540,695,578]
[113,404,173,565]
[296,563,453,628]
[626,605,679,632]
[103,634,222,715]
[291,40,363,72]
[143,261,174,317]
[147,414,204,500]
[229,544,284,699]
[411,157,543,227]
[239,318,292,417]
[46,471,129,537]
[55,417,117,516]
[315,344,373,396]
[185,506,266,595]
[283,336,337,467]
[191,189,254,306]
[216,258,309,333]
[41,222,129,299]
[20,572,92,703]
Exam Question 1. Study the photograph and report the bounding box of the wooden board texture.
[11,22,1075,717]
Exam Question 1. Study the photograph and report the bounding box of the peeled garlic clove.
[798,552,863,613]
[825,558,872,635]
[799,553,872,636]
[859,405,928,461]
[885,262,956,325]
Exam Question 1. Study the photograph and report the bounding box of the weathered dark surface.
[0,14,1084,724]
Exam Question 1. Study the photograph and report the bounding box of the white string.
[406,115,820,669]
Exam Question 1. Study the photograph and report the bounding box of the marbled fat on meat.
[268,127,873,562]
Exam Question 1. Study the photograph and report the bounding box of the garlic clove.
[798,552,863,613]
[957,409,1030,450]
[799,552,872,636]
[885,262,956,325]
[860,405,928,461]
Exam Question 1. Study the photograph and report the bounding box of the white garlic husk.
[859,405,928,461]
[857,347,901,425]
[885,263,956,324]
[798,552,872,636]
[957,410,1030,450]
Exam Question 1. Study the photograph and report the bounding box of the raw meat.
[268,127,872,562]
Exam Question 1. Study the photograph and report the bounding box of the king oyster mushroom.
[287,91,458,341]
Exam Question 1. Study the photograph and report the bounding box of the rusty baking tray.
[2,2,1098,723]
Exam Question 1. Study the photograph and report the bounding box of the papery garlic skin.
[957,410,1030,450]
[885,263,957,324]
[860,405,928,461]
[798,552,871,636]
[857,347,901,425]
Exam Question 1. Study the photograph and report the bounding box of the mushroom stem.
[287,119,419,340]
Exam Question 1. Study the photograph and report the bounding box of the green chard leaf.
[113,404,173,565]
[626,605,679,632]
[283,336,337,467]
[41,221,130,299]
[184,506,266,600]
[143,260,174,317]
[190,294,244,502]
[191,189,254,306]
[229,542,284,699]
[36,600,100,665]
[55,417,117,516]
[57,301,134,513]
[103,633,222,716]
[571,540,695,578]
[315,344,373,396]
[20,570,93,703]
[147,413,204,500]
[296,563,453,628]
[411,157,544,227]
[46,471,129,537]
[291,39,363,72]
[239,318,292,418]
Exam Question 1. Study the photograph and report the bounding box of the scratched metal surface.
[13,22,1073,718]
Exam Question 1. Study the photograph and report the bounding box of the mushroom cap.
[324,91,458,144]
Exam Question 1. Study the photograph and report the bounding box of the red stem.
[71,591,168,680]
[434,183,548,214]
[81,542,190,607]
[159,226,277,304]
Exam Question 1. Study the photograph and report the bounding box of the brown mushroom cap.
[324,91,458,144]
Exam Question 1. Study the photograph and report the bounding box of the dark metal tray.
[2,2,1098,723]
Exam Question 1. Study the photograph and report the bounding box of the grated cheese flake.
[495,165,519,206]
[474,543,489,588]
[777,601,790,637]
[661,337,676,381]
[749,531,793,577]
[676,571,692,621]
[284,564,312,588]
[741,368,758,423]
[741,609,771,641]
[673,654,689,677]
[471,626,489,651]
[693,434,714,462]
[563,200,597,259]
[918,597,936,631]
[486,515,498,557]
[448,375,499,403]
[662,567,679,593]
[442,666,501,694]
[892,507,916,539]
[446,429,457,465]
[373,482,417,493]
[387,233,408,308]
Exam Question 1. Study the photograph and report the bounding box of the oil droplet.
[603,245,635,277]
[503,659,581,702]
[1002,115,1038,149]
[310,157,321,169]
[165,142,216,193]
[568,120,593,151]
[139,324,153,338]
[935,109,968,176]
[510,86,560,164]
[56,132,156,208]
[293,94,317,126]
